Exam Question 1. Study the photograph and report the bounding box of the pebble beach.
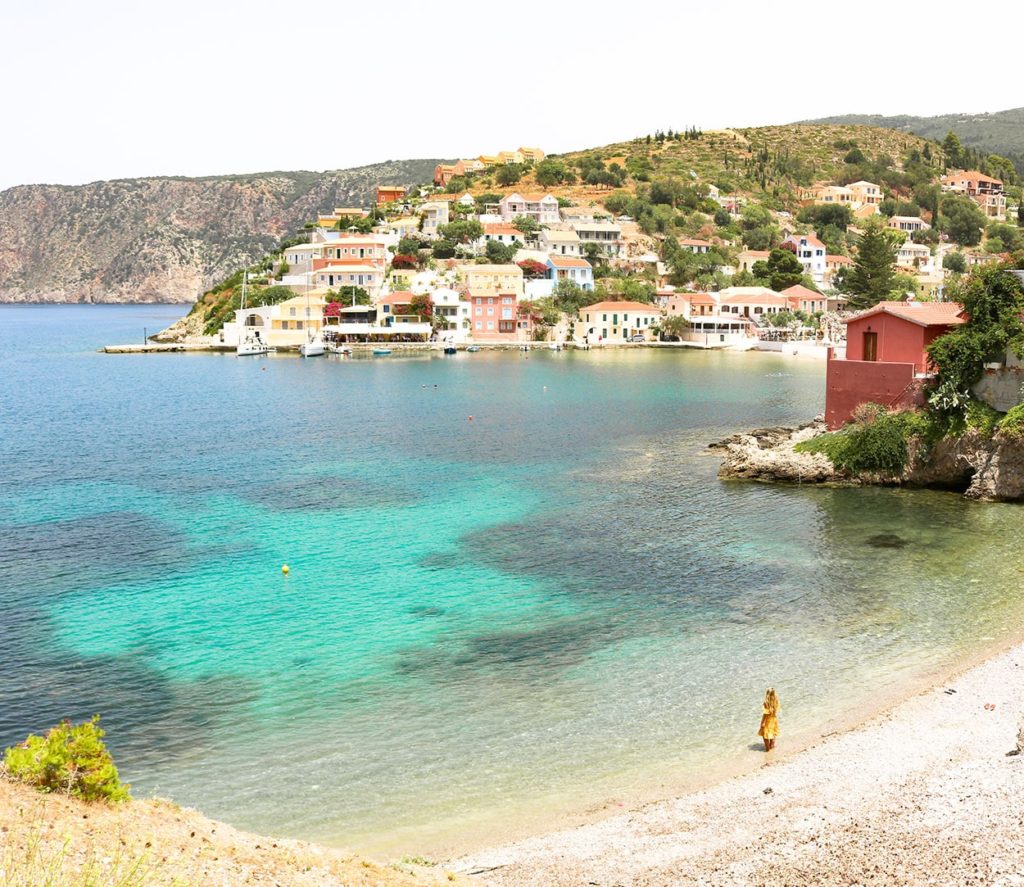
[454,639,1024,885]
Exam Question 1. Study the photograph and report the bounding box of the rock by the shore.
[716,419,1024,501]
[715,419,847,487]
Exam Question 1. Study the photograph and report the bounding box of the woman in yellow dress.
[758,688,780,751]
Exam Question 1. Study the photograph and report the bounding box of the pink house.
[825,301,965,428]
[468,291,519,341]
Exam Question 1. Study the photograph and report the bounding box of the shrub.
[795,407,932,475]
[4,716,130,803]
[998,403,1024,438]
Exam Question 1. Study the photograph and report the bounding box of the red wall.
[845,314,950,373]
[825,353,925,428]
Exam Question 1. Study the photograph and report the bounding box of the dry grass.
[0,777,445,886]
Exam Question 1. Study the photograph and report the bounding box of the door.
[863,331,878,362]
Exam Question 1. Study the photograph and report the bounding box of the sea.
[3,303,1024,855]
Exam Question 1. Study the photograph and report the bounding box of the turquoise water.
[3,304,1024,854]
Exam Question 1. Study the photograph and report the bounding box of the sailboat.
[236,272,273,356]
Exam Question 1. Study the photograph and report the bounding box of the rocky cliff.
[0,160,444,303]
[715,423,1024,502]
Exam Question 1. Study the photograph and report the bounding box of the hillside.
[451,124,934,209]
[803,108,1024,172]
[0,160,444,303]
[0,775,448,885]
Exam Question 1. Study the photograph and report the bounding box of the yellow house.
[389,267,416,290]
[498,150,524,165]
[518,147,545,163]
[268,295,327,347]
[478,154,502,167]
[458,263,524,295]
[579,300,662,344]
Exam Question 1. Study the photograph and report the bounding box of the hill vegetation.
[805,108,1024,175]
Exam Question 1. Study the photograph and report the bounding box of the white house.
[573,220,623,256]
[888,215,931,234]
[782,234,827,286]
[420,200,450,239]
[579,300,661,344]
[540,226,581,257]
[896,241,935,275]
[499,192,561,224]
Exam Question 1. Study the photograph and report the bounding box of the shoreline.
[450,631,1024,884]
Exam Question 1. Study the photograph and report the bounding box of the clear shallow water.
[3,304,1024,854]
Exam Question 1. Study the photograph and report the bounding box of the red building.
[825,301,965,428]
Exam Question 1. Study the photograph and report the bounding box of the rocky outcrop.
[714,420,847,486]
[0,159,444,304]
[716,422,1024,501]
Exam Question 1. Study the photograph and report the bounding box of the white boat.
[299,337,325,357]
[235,272,273,356]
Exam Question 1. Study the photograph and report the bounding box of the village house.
[419,200,450,238]
[479,223,525,248]
[540,226,581,257]
[888,215,931,234]
[825,254,853,286]
[499,192,561,225]
[717,286,789,319]
[518,147,545,163]
[579,300,661,343]
[468,291,520,340]
[547,255,593,290]
[895,241,934,275]
[572,220,623,257]
[458,263,524,296]
[433,160,467,186]
[783,233,827,285]
[660,291,717,318]
[780,284,827,314]
[824,301,966,428]
[375,185,407,206]
[736,249,770,273]
[847,181,883,211]
[941,170,1006,220]
[311,262,385,293]
[800,181,882,213]
[317,236,388,265]
[265,294,328,347]
[679,238,713,254]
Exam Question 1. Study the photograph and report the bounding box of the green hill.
[802,108,1024,174]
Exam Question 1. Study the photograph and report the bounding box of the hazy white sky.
[3,0,1022,191]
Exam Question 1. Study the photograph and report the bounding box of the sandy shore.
[451,640,1024,886]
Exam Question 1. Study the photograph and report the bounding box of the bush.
[998,403,1024,438]
[4,717,130,803]
[795,408,932,475]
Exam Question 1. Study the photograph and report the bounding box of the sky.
[3,0,1023,191]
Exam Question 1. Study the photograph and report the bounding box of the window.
[297,321,304,330]
[487,321,494,330]
[502,308,512,320]
[289,308,296,317]
[487,307,494,316]
[475,298,482,305]
[488,297,494,305]
[475,321,482,330]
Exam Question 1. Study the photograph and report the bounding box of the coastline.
[451,632,1024,884]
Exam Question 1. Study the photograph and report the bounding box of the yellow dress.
[758,702,779,741]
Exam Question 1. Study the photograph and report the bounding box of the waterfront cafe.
[680,314,754,347]
[321,303,432,343]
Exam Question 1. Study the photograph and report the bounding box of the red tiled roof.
[680,238,712,246]
[780,284,821,299]
[581,300,660,313]
[484,223,521,236]
[827,254,853,265]
[787,233,826,249]
[548,255,591,268]
[846,300,966,328]
[720,293,789,306]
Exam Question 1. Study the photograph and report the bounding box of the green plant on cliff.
[997,403,1024,438]
[796,405,934,474]
[4,716,130,803]
[926,264,1024,415]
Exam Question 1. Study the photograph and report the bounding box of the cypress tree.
[845,222,897,311]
